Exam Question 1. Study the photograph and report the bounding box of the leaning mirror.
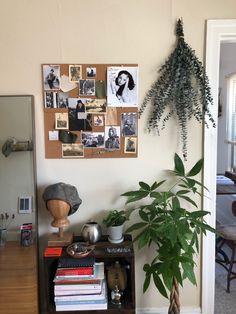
[0,95,39,314]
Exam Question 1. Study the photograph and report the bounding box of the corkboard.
[42,64,138,159]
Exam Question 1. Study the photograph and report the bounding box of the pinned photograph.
[86,67,96,78]
[104,126,120,150]
[121,112,138,136]
[57,92,69,108]
[43,65,60,90]
[107,66,138,107]
[44,91,58,108]
[68,98,92,131]
[93,115,104,127]
[124,137,137,154]
[79,79,95,96]
[82,132,105,148]
[85,99,107,113]
[69,65,82,82]
[62,144,84,158]
[55,112,69,130]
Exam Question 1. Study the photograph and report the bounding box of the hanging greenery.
[139,19,216,159]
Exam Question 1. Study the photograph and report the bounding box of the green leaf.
[172,196,180,210]
[153,272,168,298]
[139,181,151,191]
[125,191,150,204]
[182,262,196,285]
[190,211,210,218]
[174,153,185,176]
[187,158,204,177]
[143,272,151,293]
[126,222,147,233]
[151,180,166,191]
[139,209,150,222]
[178,195,197,208]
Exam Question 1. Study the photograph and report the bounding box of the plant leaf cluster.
[139,19,216,160]
[121,153,215,300]
[103,209,127,227]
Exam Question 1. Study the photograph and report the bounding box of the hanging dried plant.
[139,18,216,159]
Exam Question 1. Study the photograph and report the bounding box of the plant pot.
[108,224,124,243]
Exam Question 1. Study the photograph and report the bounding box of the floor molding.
[136,307,201,314]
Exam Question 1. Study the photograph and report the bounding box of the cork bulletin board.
[42,63,139,159]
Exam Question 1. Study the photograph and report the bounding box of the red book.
[56,267,94,276]
[44,247,62,257]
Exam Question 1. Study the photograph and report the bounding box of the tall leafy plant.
[139,19,216,160]
[121,153,215,314]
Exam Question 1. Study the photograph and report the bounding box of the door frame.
[202,19,236,314]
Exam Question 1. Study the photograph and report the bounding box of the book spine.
[55,303,107,311]
[54,278,101,284]
[55,298,107,305]
[54,284,102,291]
[56,267,94,276]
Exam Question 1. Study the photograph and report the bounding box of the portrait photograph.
[44,91,58,108]
[104,126,120,151]
[55,112,69,130]
[107,66,139,107]
[57,92,69,108]
[124,137,137,154]
[68,98,92,131]
[43,64,60,90]
[81,132,105,148]
[62,144,84,158]
[93,115,104,127]
[121,112,138,136]
[86,67,96,78]
[69,65,82,82]
[85,99,107,113]
[79,79,95,96]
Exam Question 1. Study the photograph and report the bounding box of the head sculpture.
[43,182,82,216]
[42,182,82,246]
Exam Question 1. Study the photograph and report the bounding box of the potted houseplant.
[103,209,127,243]
[121,153,215,314]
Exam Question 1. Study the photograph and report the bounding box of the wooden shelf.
[43,235,135,314]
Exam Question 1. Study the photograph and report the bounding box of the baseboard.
[136,306,201,314]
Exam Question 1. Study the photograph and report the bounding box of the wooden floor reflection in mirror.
[0,95,39,314]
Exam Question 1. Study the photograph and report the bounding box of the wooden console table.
[0,241,39,314]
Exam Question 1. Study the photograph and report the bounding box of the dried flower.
[0,212,15,229]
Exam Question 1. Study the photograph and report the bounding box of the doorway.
[202,19,236,314]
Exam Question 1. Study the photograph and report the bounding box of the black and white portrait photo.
[79,79,95,96]
[86,67,96,78]
[43,65,60,90]
[69,65,82,82]
[93,115,104,127]
[68,98,92,131]
[57,92,69,108]
[81,132,105,148]
[124,137,137,154]
[104,126,120,150]
[121,112,138,136]
[107,66,138,107]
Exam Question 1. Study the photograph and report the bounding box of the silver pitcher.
[81,221,102,244]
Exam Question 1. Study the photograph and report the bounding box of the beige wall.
[1,0,236,311]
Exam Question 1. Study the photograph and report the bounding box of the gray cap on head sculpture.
[43,182,82,216]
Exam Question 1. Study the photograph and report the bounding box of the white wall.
[1,0,236,312]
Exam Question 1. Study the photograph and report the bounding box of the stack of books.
[53,257,107,311]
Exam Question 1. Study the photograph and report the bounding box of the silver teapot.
[81,221,102,244]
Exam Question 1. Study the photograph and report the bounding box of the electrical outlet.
[18,196,32,214]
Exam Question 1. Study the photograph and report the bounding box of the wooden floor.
[0,241,39,314]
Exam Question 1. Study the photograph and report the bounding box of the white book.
[55,302,107,311]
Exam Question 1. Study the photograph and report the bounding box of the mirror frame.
[203,20,236,314]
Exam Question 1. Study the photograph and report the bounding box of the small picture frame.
[124,137,137,154]
[69,65,82,82]
[79,79,95,96]
[43,64,60,90]
[55,113,69,130]
[62,144,84,158]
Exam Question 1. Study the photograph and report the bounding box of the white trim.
[136,307,201,314]
[202,19,236,314]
